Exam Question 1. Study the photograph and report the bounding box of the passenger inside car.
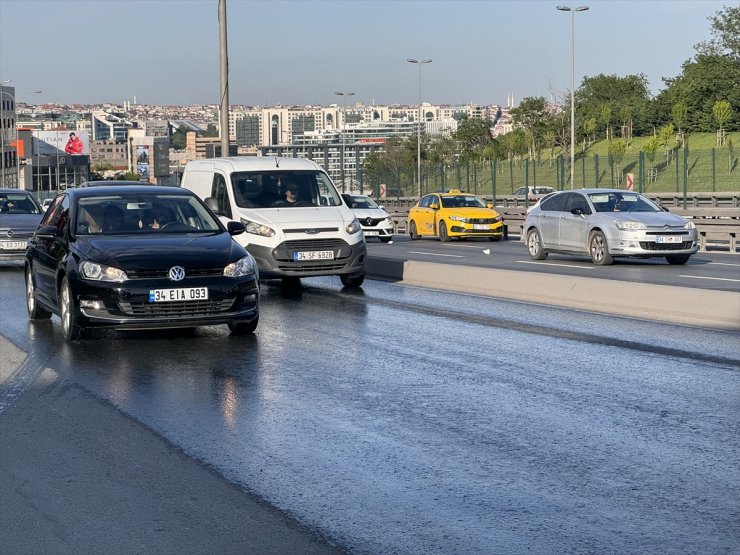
[102,205,125,233]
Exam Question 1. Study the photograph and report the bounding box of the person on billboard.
[64,132,83,155]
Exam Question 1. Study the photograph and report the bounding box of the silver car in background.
[342,193,394,243]
[524,189,699,265]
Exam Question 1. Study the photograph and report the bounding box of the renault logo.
[168,266,186,281]
[365,218,373,226]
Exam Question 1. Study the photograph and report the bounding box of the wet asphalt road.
[1,263,739,554]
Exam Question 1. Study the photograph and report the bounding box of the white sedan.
[342,194,394,243]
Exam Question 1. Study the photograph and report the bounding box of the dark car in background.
[0,188,44,262]
[25,185,260,341]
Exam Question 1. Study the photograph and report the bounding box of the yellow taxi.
[407,190,504,242]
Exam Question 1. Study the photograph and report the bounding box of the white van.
[181,157,367,287]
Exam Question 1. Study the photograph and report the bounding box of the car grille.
[276,262,349,272]
[282,238,347,249]
[125,268,224,279]
[639,241,694,251]
[466,218,499,224]
[361,218,386,227]
[119,298,235,316]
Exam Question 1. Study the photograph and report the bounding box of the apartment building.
[0,84,19,187]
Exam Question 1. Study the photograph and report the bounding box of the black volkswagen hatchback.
[25,185,259,341]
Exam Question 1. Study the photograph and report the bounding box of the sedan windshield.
[75,194,222,235]
[441,195,487,208]
[589,192,662,213]
[0,193,42,215]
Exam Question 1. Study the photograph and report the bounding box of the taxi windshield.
[441,195,486,208]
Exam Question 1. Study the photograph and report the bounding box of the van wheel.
[59,277,87,341]
[228,317,258,335]
[340,273,365,288]
[409,221,420,240]
[26,266,51,320]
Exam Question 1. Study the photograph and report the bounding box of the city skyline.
[0,0,729,107]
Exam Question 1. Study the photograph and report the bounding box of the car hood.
[238,206,354,227]
[352,208,389,219]
[444,208,500,218]
[74,233,244,270]
[605,211,689,227]
[0,213,43,232]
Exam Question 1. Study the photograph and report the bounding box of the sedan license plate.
[149,287,208,302]
[0,240,27,250]
[473,224,489,230]
[363,230,379,236]
[293,250,334,261]
[656,235,682,244]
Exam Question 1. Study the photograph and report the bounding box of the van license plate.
[149,287,209,302]
[294,250,334,261]
[656,236,682,244]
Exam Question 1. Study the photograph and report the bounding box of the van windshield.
[230,171,342,209]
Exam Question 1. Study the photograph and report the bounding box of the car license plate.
[148,287,208,302]
[473,224,489,230]
[293,250,334,261]
[0,240,27,250]
[656,236,682,244]
[363,230,379,236]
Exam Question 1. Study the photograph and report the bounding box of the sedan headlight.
[79,261,128,282]
[346,218,362,235]
[448,215,467,222]
[223,255,257,277]
[240,218,275,238]
[614,220,646,231]
[684,220,696,229]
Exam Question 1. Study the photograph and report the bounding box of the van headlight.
[241,218,275,237]
[223,255,257,277]
[614,220,646,231]
[79,261,128,282]
[346,218,362,235]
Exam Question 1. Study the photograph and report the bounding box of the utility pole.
[218,0,230,158]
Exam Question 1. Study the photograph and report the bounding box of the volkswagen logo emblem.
[168,266,186,281]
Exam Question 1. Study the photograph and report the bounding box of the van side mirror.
[205,197,222,214]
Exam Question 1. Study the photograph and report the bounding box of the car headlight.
[384,216,393,223]
[493,216,503,223]
[223,255,257,277]
[614,220,646,231]
[79,261,128,282]
[684,220,696,229]
[346,218,362,234]
[241,218,275,237]
[448,215,467,222]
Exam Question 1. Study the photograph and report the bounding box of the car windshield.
[589,192,662,213]
[0,193,42,215]
[230,170,342,208]
[347,195,379,209]
[441,195,486,208]
[75,193,222,235]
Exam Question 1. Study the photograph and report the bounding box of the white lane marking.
[408,251,465,258]
[707,262,740,267]
[678,275,740,283]
[517,260,596,269]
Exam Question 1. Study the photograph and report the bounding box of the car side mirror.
[429,203,439,210]
[570,208,587,216]
[486,203,493,209]
[226,220,246,236]
[661,206,670,212]
[205,197,223,215]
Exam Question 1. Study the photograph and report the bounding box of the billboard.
[153,139,170,177]
[136,145,150,180]
[34,130,90,156]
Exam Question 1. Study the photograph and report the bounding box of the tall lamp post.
[335,91,354,192]
[407,58,431,198]
[557,5,588,189]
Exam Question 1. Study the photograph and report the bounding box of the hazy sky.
[0,0,729,107]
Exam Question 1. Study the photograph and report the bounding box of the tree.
[171,128,187,150]
[712,100,732,145]
[600,105,612,141]
[608,139,627,185]
[510,97,549,159]
[575,74,651,139]
[204,124,219,138]
[695,5,740,62]
[452,117,493,161]
[671,102,688,138]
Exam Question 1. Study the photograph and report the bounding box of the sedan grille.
[639,241,694,251]
[119,298,235,316]
[467,218,499,224]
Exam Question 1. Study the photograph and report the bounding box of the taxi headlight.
[493,216,503,223]
[79,261,128,282]
[241,218,275,238]
[346,218,362,234]
[223,255,257,277]
[448,215,467,222]
[684,220,696,229]
[614,220,646,231]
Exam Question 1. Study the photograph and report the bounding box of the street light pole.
[335,91,354,193]
[407,58,431,199]
[557,5,588,189]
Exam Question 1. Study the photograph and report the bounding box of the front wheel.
[439,221,451,242]
[340,273,365,288]
[666,254,691,265]
[59,277,86,341]
[527,229,548,260]
[409,220,420,240]
[228,317,258,335]
[589,230,614,265]
[26,266,51,320]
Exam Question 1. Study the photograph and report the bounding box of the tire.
[340,273,365,288]
[409,220,420,240]
[489,235,502,242]
[526,228,548,260]
[59,277,86,341]
[228,316,258,335]
[439,221,451,242]
[26,266,51,320]
[589,230,614,265]
[379,237,392,243]
[666,254,691,265]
